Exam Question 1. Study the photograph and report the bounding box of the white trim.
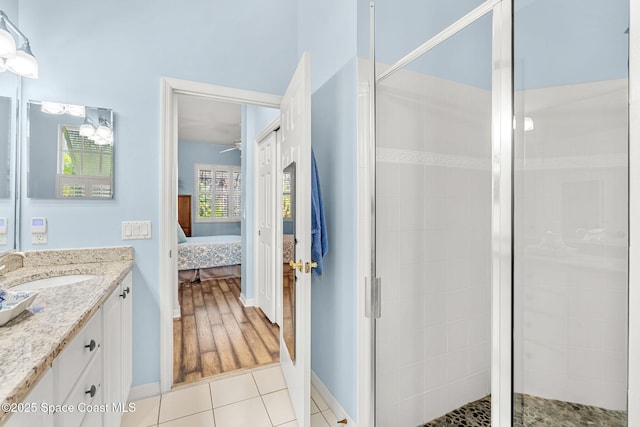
[628,0,639,424]
[311,370,357,427]
[239,294,255,307]
[491,2,513,426]
[255,116,281,143]
[173,308,181,319]
[376,0,501,83]
[160,76,282,393]
[127,382,161,402]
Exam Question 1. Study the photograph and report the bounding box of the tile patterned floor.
[121,365,338,427]
[423,394,627,427]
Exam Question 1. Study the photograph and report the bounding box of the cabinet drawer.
[79,386,103,427]
[56,350,102,427]
[55,309,103,402]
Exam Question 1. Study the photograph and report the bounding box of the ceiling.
[177,94,241,145]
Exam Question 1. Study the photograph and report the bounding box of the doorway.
[171,96,281,386]
[161,53,313,425]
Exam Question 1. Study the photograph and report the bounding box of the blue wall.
[298,0,357,92]
[514,0,629,89]
[372,0,629,90]
[178,140,241,237]
[298,0,359,419]
[18,0,298,388]
[310,58,358,419]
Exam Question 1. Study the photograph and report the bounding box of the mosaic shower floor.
[423,394,627,426]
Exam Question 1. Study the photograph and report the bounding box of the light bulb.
[79,123,95,137]
[41,102,65,115]
[0,19,16,58]
[65,104,85,117]
[96,124,112,138]
[6,42,38,79]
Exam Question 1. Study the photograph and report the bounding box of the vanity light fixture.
[96,118,112,138]
[42,102,86,117]
[0,17,16,58]
[41,101,66,115]
[79,118,96,137]
[0,11,38,79]
[79,112,113,145]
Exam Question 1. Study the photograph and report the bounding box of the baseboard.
[311,370,357,427]
[239,294,255,307]
[173,307,181,318]
[128,382,161,402]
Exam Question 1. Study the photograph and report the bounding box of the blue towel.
[311,149,328,276]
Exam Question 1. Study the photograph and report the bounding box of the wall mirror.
[283,161,296,361]
[27,100,114,199]
[0,73,19,252]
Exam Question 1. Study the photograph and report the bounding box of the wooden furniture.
[178,194,192,237]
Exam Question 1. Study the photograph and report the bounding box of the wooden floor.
[173,277,280,386]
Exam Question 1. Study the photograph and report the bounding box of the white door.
[257,130,277,323]
[279,52,311,426]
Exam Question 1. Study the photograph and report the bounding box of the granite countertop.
[0,247,134,424]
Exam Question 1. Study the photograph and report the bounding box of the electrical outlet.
[32,232,47,244]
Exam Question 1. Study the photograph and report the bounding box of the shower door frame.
[628,1,640,426]
[370,0,513,425]
[369,0,640,425]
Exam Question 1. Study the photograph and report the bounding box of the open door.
[257,130,277,323]
[279,52,311,426]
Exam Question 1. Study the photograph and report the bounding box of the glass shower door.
[374,12,494,426]
[513,0,630,425]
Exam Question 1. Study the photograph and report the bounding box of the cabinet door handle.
[124,287,130,294]
[120,290,127,299]
[85,339,96,352]
[85,385,96,398]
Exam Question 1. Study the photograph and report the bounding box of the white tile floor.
[121,365,338,427]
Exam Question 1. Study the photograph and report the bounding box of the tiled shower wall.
[375,69,492,426]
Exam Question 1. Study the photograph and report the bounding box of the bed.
[178,235,242,281]
[178,234,296,282]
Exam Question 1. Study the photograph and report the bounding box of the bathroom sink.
[11,275,97,291]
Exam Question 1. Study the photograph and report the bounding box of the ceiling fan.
[219,140,242,153]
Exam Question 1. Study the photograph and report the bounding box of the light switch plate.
[122,221,152,240]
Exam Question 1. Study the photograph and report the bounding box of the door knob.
[305,261,318,273]
[289,259,303,272]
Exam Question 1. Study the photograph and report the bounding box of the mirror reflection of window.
[282,171,292,220]
[27,101,114,199]
[283,162,296,362]
[57,125,113,198]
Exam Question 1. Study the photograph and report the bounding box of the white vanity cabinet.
[2,271,133,427]
[4,368,55,427]
[102,272,133,427]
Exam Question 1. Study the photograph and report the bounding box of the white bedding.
[178,235,242,270]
